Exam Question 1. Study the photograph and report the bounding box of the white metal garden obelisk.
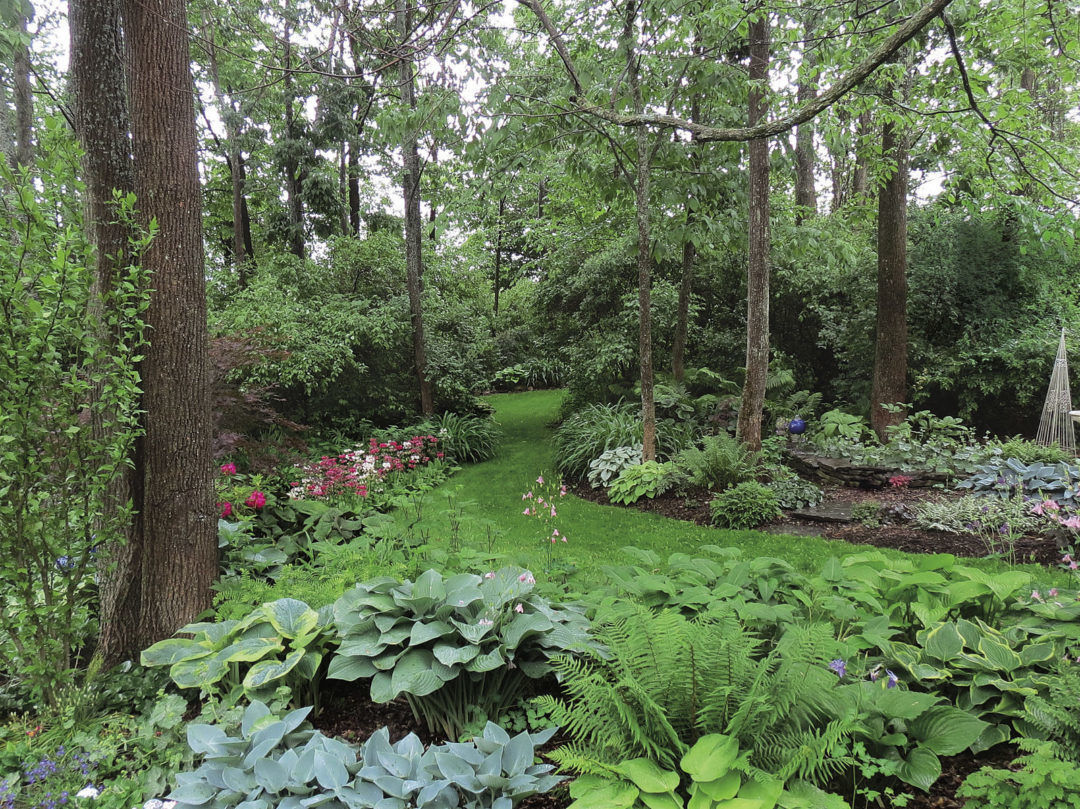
[1036,328,1075,452]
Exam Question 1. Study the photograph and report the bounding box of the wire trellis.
[1036,329,1075,453]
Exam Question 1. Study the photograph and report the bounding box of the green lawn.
[390,390,1065,587]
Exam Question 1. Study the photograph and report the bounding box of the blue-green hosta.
[168,701,563,809]
[327,567,598,739]
[141,598,334,709]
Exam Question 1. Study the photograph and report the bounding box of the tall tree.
[12,5,33,169]
[869,106,910,440]
[397,0,434,414]
[70,0,216,664]
[736,7,770,452]
[793,8,819,222]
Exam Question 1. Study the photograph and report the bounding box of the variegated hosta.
[328,566,599,740]
[140,598,334,710]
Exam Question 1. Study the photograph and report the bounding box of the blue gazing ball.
[788,417,807,435]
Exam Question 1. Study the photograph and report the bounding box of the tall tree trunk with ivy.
[737,9,771,452]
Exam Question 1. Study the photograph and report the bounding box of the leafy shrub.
[765,466,823,510]
[912,493,1042,535]
[553,403,644,479]
[553,402,694,480]
[985,436,1074,466]
[674,432,759,490]
[1020,662,1080,762]
[0,176,150,708]
[170,701,563,809]
[709,482,782,530]
[491,364,528,391]
[957,742,1080,808]
[587,444,643,489]
[141,599,335,711]
[850,502,883,528]
[406,412,502,463]
[608,461,680,505]
[958,459,1080,506]
[327,567,597,739]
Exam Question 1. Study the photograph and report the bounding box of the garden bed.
[571,480,1065,567]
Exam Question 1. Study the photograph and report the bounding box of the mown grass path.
[396,390,1058,584]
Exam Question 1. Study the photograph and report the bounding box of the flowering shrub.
[213,466,273,521]
[521,474,568,549]
[287,435,443,503]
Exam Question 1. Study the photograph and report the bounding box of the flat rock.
[790,503,853,523]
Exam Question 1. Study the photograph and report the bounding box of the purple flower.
[886,669,899,689]
[828,659,846,678]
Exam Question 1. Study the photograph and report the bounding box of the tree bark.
[870,117,909,440]
[283,24,306,261]
[794,10,818,222]
[69,0,142,665]
[120,0,216,653]
[737,10,771,453]
[672,31,701,384]
[493,195,504,316]
[13,11,33,169]
[398,0,434,415]
[852,109,872,203]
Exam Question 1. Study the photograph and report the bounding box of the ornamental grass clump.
[327,567,598,739]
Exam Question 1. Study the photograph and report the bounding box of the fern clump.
[675,433,759,491]
[537,602,851,784]
[1020,663,1080,762]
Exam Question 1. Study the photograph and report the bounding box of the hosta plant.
[764,466,823,510]
[327,567,597,739]
[169,700,563,809]
[587,444,643,489]
[957,459,1080,506]
[607,461,680,505]
[565,735,788,809]
[141,598,335,711]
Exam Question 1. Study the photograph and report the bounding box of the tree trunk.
[621,0,656,460]
[870,118,909,440]
[398,0,433,415]
[283,26,306,261]
[493,195,504,316]
[120,0,217,654]
[852,109,872,203]
[672,32,701,384]
[204,25,248,270]
[348,141,360,235]
[13,11,33,169]
[794,11,818,222]
[737,10,770,453]
[70,0,144,666]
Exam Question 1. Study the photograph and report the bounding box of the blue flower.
[828,658,846,678]
[54,556,75,573]
[886,669,899,689]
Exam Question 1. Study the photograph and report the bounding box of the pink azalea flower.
[514,603,524,613]
[219,501,232,518]
[220,463,237,476]
[245,490,266,509]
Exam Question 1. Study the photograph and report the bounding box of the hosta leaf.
[170,653,229,689]
[167,783,218,806]
[370,671,394,703]
[326,654,378,682]
[390,649,442,697]
[737,775,782,809]
[896,747,940,792]
[243,648,304,689]
[410,620,454,646]
[141,638,209,667]
[218,637,283,665]
[909,706,988,756]
[466,647,504,672]
[917,622,964,661]
[254,758,288,793]
[680,734,738,782]
[977,637,1022,671]
[313,750,349,790]
[612,759,678,794]
[502,613,553,651]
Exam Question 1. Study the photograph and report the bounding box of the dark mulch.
[572,478,1065,566]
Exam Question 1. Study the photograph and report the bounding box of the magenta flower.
[536,475,544,485]
[245,490,266,509]
[219,501,232,518]
[220,463,237,476]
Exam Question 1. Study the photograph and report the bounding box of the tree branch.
[518,0,957,142]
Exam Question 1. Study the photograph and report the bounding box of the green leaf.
[167,783,218,805]
[326,654,378,682]
[141,638,209,667]
[737,775,783,809]
[433,642,481,667]
[266,598,319,639]
[254,758,288,793]
[503,613,554,650]
[312,750,349,790]
[567,776,638,809]
[410,620,454,646]
[681,734,739,782]
[909,706,988,756]
[977,637,1021,671]
[612,759,679,794]
[170,653,229,689]
[918,622,965,661]
[390,649,442,697]
[243,648,304,690]
[896,747,941,792]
